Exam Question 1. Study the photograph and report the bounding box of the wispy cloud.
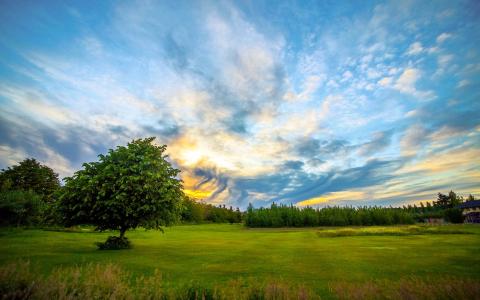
[0,0,479,207]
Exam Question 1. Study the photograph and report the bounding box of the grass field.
[1,224,480,298]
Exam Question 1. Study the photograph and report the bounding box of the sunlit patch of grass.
[316,225,475,237]
[330,277,480,300]
[42,225,97,233]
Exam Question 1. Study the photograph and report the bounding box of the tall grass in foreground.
[331,278,480,300]
[245,204,415,227]
[0,261,317,300]
[2,261,479,300]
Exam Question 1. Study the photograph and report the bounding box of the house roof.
[458,200,480,209]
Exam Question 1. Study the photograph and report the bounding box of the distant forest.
[244,191,475,227]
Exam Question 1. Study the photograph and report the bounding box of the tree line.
[181,197,242,224]
[245,203,415,227]
[244,190,475,228]
[400,190,472,223]
[0,138,476,237]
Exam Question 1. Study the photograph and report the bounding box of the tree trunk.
[119,226,127,239]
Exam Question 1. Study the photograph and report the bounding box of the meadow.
[1,224,480,299]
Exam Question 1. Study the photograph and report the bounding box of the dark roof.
[458,200,480,209]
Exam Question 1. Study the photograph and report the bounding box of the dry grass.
[2,261,479,299]
[0,261,318,300]
[330,277,480,300]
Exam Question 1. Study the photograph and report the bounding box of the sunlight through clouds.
[0,0,479,208]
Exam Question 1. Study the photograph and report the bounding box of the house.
[458,200,480,223]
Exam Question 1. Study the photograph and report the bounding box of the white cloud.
[400,123,428,155]
[361,54,373,64]
[427,47,439,54]
[0,145,28,169]
[295,75,325,101]
[0,137,74,179]
[366,68,381,79]
[342,70,353,81]
[405,42,423,55]
[434,54,455,76]
[393,68,435,100]
[388,67,399,75]
[457,79,470,88]
[0,85,77,125]
[438,54,454,67]
[206,10,283,98]
[394,68,420,94]
[405,109,420,118]
[378,76,393,87]
[326,79,339,88]
[436,32,452,44]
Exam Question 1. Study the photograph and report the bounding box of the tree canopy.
[434,191,463,209]
[58,138,184,238]
[0,158,60,202]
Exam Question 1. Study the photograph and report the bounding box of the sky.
[0,0,479,209]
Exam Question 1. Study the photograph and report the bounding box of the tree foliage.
[0,190,45,226]
[58,138,184,238]
[181,197,242,224]
[434,191,463,209]
[395,190,472,223]
[0,158,60,202]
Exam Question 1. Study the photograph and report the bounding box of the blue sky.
[0,0,479,208]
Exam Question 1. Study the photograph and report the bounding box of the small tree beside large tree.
[0,158,60,226]
[0,158,60,202]
[58,137,184,249]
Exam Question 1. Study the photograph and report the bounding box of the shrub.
[95,236,132,250]
[444,208,464,223]
[0,190,45,226]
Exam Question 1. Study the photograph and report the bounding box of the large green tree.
[58,138,184,241]
[0,158,60,202]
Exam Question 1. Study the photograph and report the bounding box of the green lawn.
[1,224,480,296]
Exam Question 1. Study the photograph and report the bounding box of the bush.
[0,190,45,226]
[444,208,464,223]
[95,236,132,250]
